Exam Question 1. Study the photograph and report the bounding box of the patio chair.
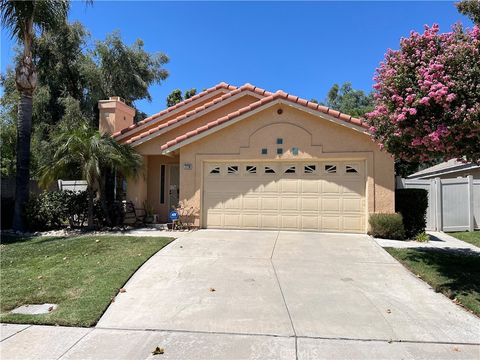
[122,201,146,227]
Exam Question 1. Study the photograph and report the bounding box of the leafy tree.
[456,0,480,24]
[1,0,70,231]
[92,31,169,109]
[322,82,374,118]
[0,21,169,178]
[367,24,480,163]
[166,88,197,107]
[39,122,143,229]
[166,89,183,107]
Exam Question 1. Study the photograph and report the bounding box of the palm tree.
[39,123,143,229]
[1,0,69,231]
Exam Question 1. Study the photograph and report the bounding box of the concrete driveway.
[91,230,478,358]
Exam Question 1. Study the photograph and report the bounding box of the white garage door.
[203,161,366,233]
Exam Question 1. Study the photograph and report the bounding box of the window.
[346,165,359,174]
[209,166,220,174]
[324,164,337,174]
[291,147,299,156]
[227,165,239,174]
[277,148,283,155]
[160,165,166,203]
[277,138,283,145]
[304,164,316,174]
[246,165,257,174]
[284,166,296,174]
[264,166,276,174]
[261,148,268,155]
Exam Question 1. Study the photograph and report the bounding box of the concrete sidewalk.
[373,231,480,252]
[2,323,479,360]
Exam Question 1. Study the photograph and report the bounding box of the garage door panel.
[322,216,341,231]
[203,161,366,233]
[301,197,319,211]
[322,181,342,194]
[243,196,260,210]
[342,197,363,212]
[261,214,279,228]
[281,215,299,229]
[343,216,365,232]
[224,214,241,227]
[322,198,341,212]
[263,181,279,193]
[301,180,319,193]
[281,197,299,211]
[301,216,320,230]
[224,196,242,210]
[242,214,259,228]
[261,197,279,210]
[281,179,299,193]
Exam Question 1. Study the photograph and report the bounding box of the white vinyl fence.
[396,175,479,232]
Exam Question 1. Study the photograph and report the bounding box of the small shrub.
[395,189,428,239]
[415,232,430,242]
[368,213,406,240]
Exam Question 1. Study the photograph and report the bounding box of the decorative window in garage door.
[209,166,220,175]
[324,164,337,174]
[246,165,257,174]
[284,166,296,174]
[345,164,359,174]
[264,166,276,174]
[304,164,316,174]
[227,165,239,175]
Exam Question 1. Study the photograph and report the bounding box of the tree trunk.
[12,94,33,231]
[87,187,94,230]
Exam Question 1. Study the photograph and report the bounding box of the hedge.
[395,188,428,239]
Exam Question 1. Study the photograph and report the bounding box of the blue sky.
[1,1,473,116]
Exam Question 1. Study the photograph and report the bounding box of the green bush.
[415,232,430,242]
[26,190,89,230]
[395,189,428,239]
[368,213,406,240]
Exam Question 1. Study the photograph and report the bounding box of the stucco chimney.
[98,96,135,135]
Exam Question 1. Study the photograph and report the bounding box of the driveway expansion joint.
[0,324,32,343]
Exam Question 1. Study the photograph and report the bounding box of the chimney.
[98,96,135,135]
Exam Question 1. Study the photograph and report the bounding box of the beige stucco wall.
[177,105,394,230]
[126,155,148,208]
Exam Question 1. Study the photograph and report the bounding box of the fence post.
[435,177,442,231]
[467,175,474,232]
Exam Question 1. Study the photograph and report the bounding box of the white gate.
[396,176,479,232]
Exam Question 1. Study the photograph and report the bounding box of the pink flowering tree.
[367,24,480,163]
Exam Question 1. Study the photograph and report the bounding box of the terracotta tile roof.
[124,83,272,145]
[158,89,368,152]
[113,82,237,137]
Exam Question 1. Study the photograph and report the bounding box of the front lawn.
[0,234,172,327]
[448,230,480,248]
[386,248,480,316]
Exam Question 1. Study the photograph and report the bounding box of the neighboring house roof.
[116,82,369,152]
[407,159,480,179]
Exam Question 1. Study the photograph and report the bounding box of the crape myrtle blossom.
[366,24,480,163]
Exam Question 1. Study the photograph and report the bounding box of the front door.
[168,165,180,210]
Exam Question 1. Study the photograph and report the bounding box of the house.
[407,159,480,180]
[99,82,394,233]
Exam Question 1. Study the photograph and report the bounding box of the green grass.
[386,247,480,316]
[448,231,480,248]
[0,234,172,327]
